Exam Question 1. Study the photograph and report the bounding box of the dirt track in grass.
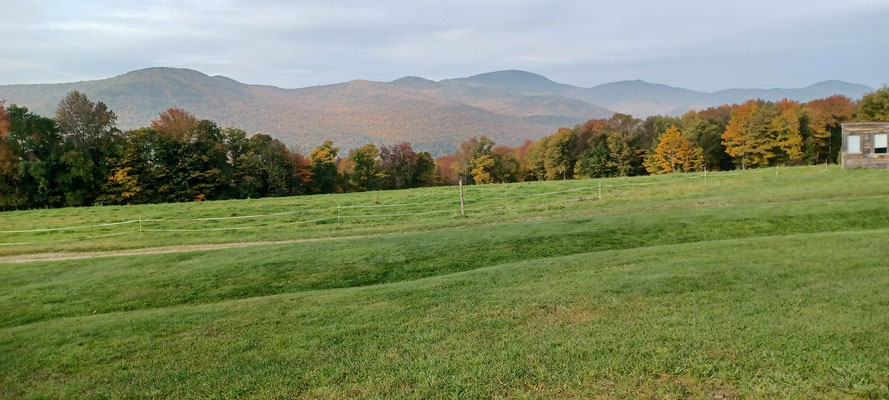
[0,232,409,264]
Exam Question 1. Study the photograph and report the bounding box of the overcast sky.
[0,0,886,91]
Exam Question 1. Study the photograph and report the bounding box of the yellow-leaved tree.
[771,99,804,162]
[722,100,773,169]
[645,126,703,174]
[98,167,142,205]
[470,154,495,184]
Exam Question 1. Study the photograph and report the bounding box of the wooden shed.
[841,122,889,169]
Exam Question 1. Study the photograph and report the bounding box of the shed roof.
[841,122,889,127]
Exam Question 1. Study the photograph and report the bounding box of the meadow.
[1,165,888,399]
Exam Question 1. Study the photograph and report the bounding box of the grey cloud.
[0,0,886,90]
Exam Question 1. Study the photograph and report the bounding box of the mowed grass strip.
[1,166,886,256]
[2,192,889,329]
[1,231,888,399]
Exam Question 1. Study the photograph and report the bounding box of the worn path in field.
[0,232,417,264]
[0,212,562,264]
[4,188,882,265]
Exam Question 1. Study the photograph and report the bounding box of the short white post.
[139,216,143,239]
[337,202,340,228]
[598,181,602,200]
[776,165,779,177]
[459,178,465,217]
[704,166,708,186]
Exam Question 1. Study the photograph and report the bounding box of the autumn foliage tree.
[380,142,419,189]
[0,102,7,136]
[722,99,806,169]
[804,95,855,164]
[723,101,767,169]
[645,126,703,174]
[434,154,458,185]
[0,103,15,207]
[771,99,805,163]
[289,151,313,194]
[452,136,494,184]
[543,128,576,180]
[151,108,201,139]
[0,102,10,170]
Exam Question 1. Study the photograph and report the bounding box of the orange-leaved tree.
[151,108,200,140]
[0,102,13,179]
[0,102,8,139]
[805,95,855,164]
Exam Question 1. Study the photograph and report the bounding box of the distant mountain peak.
[390,76,441,89]
[120,67,207,77]
[470,69,552,79]
[463,70,557,85]
[805,80,874,91]
[443,69,570,94]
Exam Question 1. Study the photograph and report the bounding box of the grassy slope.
[1,166,884,256]
[2,166,889,398]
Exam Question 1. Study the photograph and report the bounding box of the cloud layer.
[1,0,887,90]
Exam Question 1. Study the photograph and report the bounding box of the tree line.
[437,86,889,185]
[1,87,887,209]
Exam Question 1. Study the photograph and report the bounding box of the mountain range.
[0,68,874,155]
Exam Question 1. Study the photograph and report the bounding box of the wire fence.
[0,168,792,248]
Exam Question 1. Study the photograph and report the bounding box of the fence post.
[139,216,143,239]
[598,181,602,200]
[337,202,340,228]
[459,178,465,217]
[704,166,708,187]
[776,165,779,177]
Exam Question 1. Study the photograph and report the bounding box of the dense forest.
[1,86,888,210]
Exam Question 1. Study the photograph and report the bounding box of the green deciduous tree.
[244,134,294,197]
[575,142,614,178]
[1,105,63,208]
[310,140,339,194]
[348,143,383,191]
[55,91,122,206]
[680,111,730,171]
[856,85,889,122]
[149,109,231,201]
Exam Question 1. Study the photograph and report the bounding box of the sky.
[0,0,887,91]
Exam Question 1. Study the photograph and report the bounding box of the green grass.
[0,166,881,257]
[1,165,889,398]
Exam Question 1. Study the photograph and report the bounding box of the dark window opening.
[875,134,888,154]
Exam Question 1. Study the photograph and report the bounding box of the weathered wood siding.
[842,123,889,169]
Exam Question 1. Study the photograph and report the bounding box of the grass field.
[2,165,889,399]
